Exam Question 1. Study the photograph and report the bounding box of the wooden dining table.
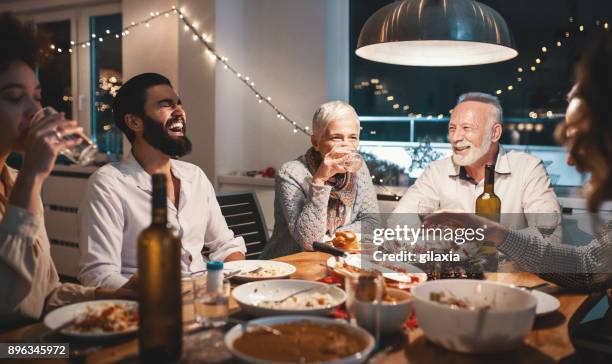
[0,251,602,363]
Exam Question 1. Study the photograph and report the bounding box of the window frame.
[19,2,121,143]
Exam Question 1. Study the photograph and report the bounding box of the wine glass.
[32,106,98,165]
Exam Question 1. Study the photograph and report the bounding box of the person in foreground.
[78,73,246,288]
[261,101,379,259]
[0,12,136,328]
[425,34,612,291]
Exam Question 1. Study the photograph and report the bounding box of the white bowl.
[225,315,375,364]
[232,279,346,317]
[412,279,537,354]
[354,288,412,334]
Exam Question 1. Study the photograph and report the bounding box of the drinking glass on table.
[32,106,98,165]
[193,267,230,328]
[345,272,384,346]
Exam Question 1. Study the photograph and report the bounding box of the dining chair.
[202,191,269,260]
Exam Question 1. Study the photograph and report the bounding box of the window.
[90,13,123,156]
[349,0,603,186]
[21,3,123,161]
[37,20,73,119]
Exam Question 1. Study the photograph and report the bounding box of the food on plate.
[331,258,422,285]
[241,266,287,278]
[331,230,359,251]
[68,303,138,333]
[429,291,492,311]
[257,292,335,310]
[233,320,369,362]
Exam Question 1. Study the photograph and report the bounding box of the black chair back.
[202,192,269,259]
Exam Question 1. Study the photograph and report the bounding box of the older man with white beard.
[392,92,560,216]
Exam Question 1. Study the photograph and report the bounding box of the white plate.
[223,260,296,281]
[44,300,138,338]
[327,254,428,285]
[232,279,346,317]
[225,315,375,364]
[531,290,560,316]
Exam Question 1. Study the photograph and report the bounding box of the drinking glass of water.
[32,106,98,165]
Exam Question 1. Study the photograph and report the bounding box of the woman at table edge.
[426,33,612,291]
[0,12,136,329]
[261,101,379,259]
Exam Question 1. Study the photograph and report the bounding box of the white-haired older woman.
[261,101,379,259]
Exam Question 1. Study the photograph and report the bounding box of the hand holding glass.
[32,106,98,165]
[330,145,363,173]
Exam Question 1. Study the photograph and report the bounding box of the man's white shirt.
[78,152,246,288]
[393,146,561,218]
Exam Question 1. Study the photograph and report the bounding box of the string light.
[43,7,311,136]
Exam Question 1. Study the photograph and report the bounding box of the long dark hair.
[569,33,612,213]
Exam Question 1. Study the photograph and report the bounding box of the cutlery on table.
[312,241,347,257]
[240,266,264,275]
[518,283,550,291]
[259,285,329,306]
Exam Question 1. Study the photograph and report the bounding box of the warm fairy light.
[392,104,399,109]
[496,89,502,95]
[535,58,541,64]
[386,96,394,101]
[530,66,536,71]
[507,85,513,90]
[525,123,534,131]
[403,105,410,111]
[535,123,544,132]
[517,77,522,82]
[557,41,562,47]
[541,46,547,52]
[517,67,523,72]
[529,112,538,119]
[546,110,553,118]
[370,78,379,84]
[579,25,584,32]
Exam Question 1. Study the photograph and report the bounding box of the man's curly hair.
[0,12,47,73]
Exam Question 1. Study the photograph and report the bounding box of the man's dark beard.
[141,114,192,158]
